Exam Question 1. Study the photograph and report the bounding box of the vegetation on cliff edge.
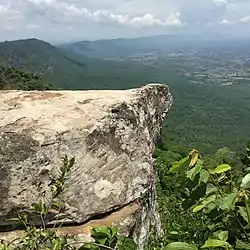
[0,66,53,90]
[147,141,250,249]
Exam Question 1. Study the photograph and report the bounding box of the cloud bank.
[0,0,249,42]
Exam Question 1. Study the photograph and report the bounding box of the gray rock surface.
[0,84,172,248]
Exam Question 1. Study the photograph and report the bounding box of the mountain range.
[59,33,249,58]
[0,37,159,90]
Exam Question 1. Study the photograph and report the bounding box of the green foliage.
[81,226,137,250]
[151,143,250,250]
[164,242,198,250]
[0,66,53,90]
[201,239,233,249]
[50,156,75,199]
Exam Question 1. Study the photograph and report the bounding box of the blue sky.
[0,0,250,43]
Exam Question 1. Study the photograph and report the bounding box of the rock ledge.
[0,84,172,248]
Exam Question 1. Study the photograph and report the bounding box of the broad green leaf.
[244,167,250,172]
[219,231,229,242]
[92,226,110,237]
[201,239,233,249]
[91,227,111,245]
[79,243,99,250]
[168,156,189,174]
[109,225,118,239]
[200,194,216,205]
[186,160,203,181]
[91,233,107,245]
[238,206,248,223]
[203,202,217,214]
[164,242,198,250]
[207,223,216,230]
[206,184,217,196]
[209,164,231,174]
[199,169,209,184]
[213,231,228,241]
[117,237,138,250]
[193,205,206,213]
[244,195,250,228]
[192,195,216,213]
[189,149,199,167]
[236,240,250,249]
[241,173,250,189]
[216,193,238,211]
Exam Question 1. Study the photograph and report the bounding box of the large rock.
[0,84,172,248]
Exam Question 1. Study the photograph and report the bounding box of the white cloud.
[213,0,228,5]
[0,0,249,42]
[26,24,41,29]
[218,15,250,25]
[239,15,250,22]
[27,0,56,5]
[0,4,8,13]
[127,12,183,27]
[220,19,230,24]
[129,14,163,27]
[63,4,183,27]
[0,4,23,32]
[0,4,22,19]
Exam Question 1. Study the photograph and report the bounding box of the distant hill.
[59,35,178,58]
[59,38,147,58]
[59,34,237,59]
[0,38,91,89]
[0,38,158,90]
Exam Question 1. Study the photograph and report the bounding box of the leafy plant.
[162,145,250,249]
[80,226,137,250]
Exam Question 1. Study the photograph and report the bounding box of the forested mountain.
[0,38,156,90]
[59,33,245,59]
[0,38,89,89]
[59,35,198,59]
[0,39,87,71]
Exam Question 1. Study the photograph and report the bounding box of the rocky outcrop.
[0,84,172,248]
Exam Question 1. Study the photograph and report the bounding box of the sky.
[0,0,250,43]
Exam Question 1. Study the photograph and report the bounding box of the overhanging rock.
[0,84,172,248]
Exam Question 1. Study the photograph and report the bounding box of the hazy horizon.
[1,31,250,45]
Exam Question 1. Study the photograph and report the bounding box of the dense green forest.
[146,141,250,249]
[0,66,53,90]
[0,38,87,89]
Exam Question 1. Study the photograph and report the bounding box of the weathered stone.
[0,84,172,248]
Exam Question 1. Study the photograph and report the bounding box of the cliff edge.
[0,84,172,248]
